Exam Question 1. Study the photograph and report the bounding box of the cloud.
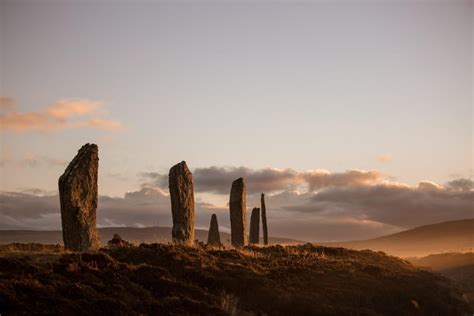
[281,180,473,228]
[445,178,474,192]
[0,188,228,232]
[46,100,101,119]
[0,192,59,222]
[0,99,122,133]
[1,175,471,242]
[194,166,299,194]
[140,167,299,195]
[301,169,383,191]
[140,167,384,195]
[417,180,443,191]
[0,97,16,110]
[140,167,300,195]
[377,154,392,162]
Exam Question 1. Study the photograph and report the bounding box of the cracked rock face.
[261,193,268,245]
[169,161,195,246]
[229,178,247,247]
[58,143,100,251]
[249,207,260,245]
[207,214,221,246]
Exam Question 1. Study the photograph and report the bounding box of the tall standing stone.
[229,178,247,247]
[249,207,260,245]
[59,143,100,251]
[169,161,195,246]
[261,193,269,245]
[207,214,221,246]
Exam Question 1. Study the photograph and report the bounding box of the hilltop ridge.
[0,243,471,315]
[322,219,474,257]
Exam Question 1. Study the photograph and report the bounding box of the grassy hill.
[0,243,471,315]
[322,219,474,257]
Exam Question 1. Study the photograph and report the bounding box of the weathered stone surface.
[249,207,260,245]
[261,193,269,245]
[229,177,247,247]
[207,214,222,246]
[107,233,131,248]
[59,143,100,251]
[169,161,195,246]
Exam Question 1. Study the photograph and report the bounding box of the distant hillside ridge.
[322,219,474,257]
[0,226,302,246]
[1,219,472,257]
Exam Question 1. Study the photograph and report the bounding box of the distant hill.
[322,219,474,257]
[2,219,472,257]
[408,252,474,271]
[0,226,302,246]
[408,252,474,308]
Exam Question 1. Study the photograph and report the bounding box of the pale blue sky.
[1,0,472,197]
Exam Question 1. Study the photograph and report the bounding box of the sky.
[0,0,472,242]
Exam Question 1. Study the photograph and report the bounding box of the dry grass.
[0,243,471,315]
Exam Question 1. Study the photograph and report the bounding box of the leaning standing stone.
[169,161,195,246]
[59,143,100,251]
[249,207,260,245]
[207,214,222,246]
[229,178,247,247]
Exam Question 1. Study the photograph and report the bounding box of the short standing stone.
[59,143,100,251]
[207,214,222,246]
[107,233,131,248]
[249,207,260,245]
[261,193,269,245]
[169,161,195,246]
[229,178,247,247]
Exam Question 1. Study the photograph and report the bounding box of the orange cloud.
[301,169,383,191]
[47,100,101,119]
[0,97,16,110]
[417,180,443,191]
[0,99,122,133]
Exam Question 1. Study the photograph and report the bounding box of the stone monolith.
[229,177,247,247]
[249,207,260,245]
[107,234,131,248]
[59,143,100,251]
[169,161,195,246]
[207,214,222,246]
[261,193,269,245]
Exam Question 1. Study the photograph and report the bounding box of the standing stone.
[59,143,100,251]
[249,207,260,245]
[261,193,269,245]
[229,178,247,247]
[107,234,131,248]
[207,214,222,246]
[169,161,195,246]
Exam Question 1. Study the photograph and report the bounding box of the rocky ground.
[0,243,471,315]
